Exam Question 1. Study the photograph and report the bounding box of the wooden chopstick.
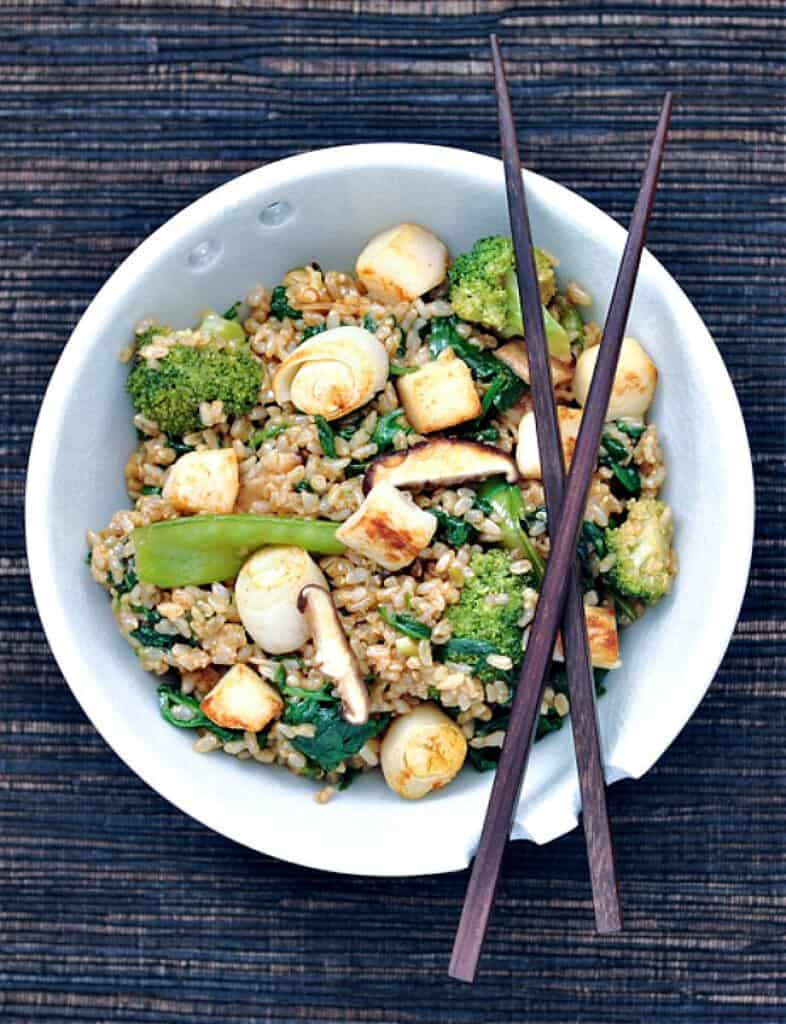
[486,33,623,937]
[449,66,673,983]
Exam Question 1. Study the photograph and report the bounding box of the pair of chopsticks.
[449,35,673,983]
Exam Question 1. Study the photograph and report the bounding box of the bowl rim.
[25,142,754,876]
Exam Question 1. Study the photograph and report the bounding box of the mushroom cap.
[364,439,518,493]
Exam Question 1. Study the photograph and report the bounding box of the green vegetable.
[345,462,368,478]
[576,520,607,591]
[157,684,253,745]
[284,691,389,773]
[447,236,570,358]
[524,504,548,535]
[127,337,263,437]
[113,562,138,597]
[294,480,313,493]
[315,415,337,457]
[337,766,363,790]
[301,322,327,342]
[611,591,638,624]
[604,498,676,604]
[134,514,345,587]
[169,439,195,456]
[599,431,641,497]
[464,706,510,771]
[371,409,414,452]
[134,323,170,348]
[467,666,611,771]
[280,681,336,704]
[250,423,288,447]
[428,316,525,415]
[199,311,246,344]
[444,549,526,682]
[561,304,584,345]
[270,285,301,321]
[389,363,417,377]
[614,419,646,441]
[475,477,544,584]
[222,302,241,321]
[427,686,442,701]
[442,636,507,681]
[601,434,630,463]
[140,485,162,496]
[130,608,197,651]
[460,424,499,444]
[431,507,479,547]
[363,313,377,332]
[378,607,432,640]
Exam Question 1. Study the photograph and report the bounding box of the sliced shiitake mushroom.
[297,584,370,725]
[495,340,574,388]
[363,438,518,494]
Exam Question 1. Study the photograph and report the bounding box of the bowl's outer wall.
[26,144,753,876]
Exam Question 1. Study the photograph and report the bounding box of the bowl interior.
[26,144,753,876]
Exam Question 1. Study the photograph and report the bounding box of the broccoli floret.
[448,236,568,355]
[127,322,263,437]
[605,499,676,604]
[444,549,526,681]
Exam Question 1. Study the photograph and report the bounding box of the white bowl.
[26,143,753,877]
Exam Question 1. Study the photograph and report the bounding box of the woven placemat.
[2,2,783,1021]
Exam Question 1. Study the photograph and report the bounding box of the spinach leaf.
[523,504,548,535]
[338,765,362,790]
[599,432,641,497]
[113,561,138,597]
[378,607,432,640]
[280,682,336,704]
[610,590,638,624]
[594,668,609,697]
[576,520,607,590]
[441,637,511,679]
[222,301,241,321]
[294,480,313,493]
[428,316,525,414]
[284,696,389,773]
[270,285,301,321]
[363,313,377,332]
[130,608,197,650]
[389,363,417,377]
[371,409,414,452]
[345,461,369,478]
[461,424,499,444]
[301,322,327,343]
[605,460,641,497]
[169,439,195,456]
[315,415,337,458]
[140,485,162,496]
[615,419,646,441]
[157,684,254,745]
[466,707,511,771]
[431,507,479,547]
[250,423,288,447]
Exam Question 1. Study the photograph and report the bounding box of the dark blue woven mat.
[2,3,784,1021]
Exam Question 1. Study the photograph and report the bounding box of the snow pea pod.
[134,514,345,587]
